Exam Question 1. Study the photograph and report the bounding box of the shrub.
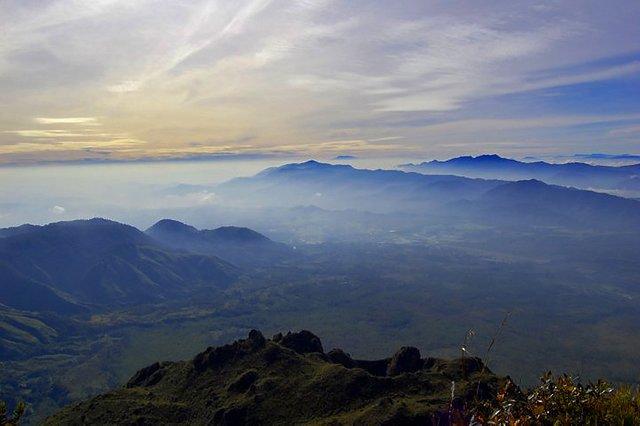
[0,401,25,426]
[474,372,640,425]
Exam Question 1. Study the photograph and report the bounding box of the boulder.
[277,330,324,354]
[193,330,267,371]
[127,361,175,388]
[387,346,422,376]
[328,348,357,368]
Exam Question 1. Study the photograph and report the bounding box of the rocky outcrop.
[46,330,506,426]
[193,329,266,371]
[126,361,175,388]
[327,348,357,368]
[387,346,422,376]
[272,330,324,354]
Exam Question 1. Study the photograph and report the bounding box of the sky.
[0,0,639,165]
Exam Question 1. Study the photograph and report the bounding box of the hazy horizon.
[0,155,421,228]
[2,151,640,229]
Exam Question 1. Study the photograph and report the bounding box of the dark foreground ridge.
[45,330,506,425]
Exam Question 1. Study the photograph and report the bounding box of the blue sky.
[0,0,639,164]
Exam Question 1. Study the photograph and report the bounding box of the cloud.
[572,153,640,160]
[266,138,408,155]
[35,117,100,125]
[1,115,147,159]
[608,125,640,136]
[163,191,216,208]
[6,130,94,138]
[410,114,640,135]
[370,19,579,112]
[107,80,142,93]
[0,139,147,154]
[50,205,66,215]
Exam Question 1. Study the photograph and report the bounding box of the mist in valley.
[2,156,640,422]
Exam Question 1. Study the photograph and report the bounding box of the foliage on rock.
[476,372,640,425]
[0,401,25,426]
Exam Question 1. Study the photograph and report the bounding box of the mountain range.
[0,219,289,315]
[3,161,640,319]
[216,160,640,230]
[400,154,640,198]
[216,160,504,213]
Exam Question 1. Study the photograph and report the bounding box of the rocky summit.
[45,330,507,425]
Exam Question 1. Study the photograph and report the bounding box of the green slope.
[0,219,240,310]
[45,330,505,425]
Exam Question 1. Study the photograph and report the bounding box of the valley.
[1,161,640,423]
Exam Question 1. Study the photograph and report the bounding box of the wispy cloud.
[164,191,217,208]
[609,125,640,136]
[414,114,640,135]
[0,139,146,154]
[34,117,100,125]
[1,116,146,157]
[0,1,638,163]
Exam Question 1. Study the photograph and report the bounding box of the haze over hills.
[215,160,640,231]
[0,218,290,361]
[452,179,640,229]
[400,154,640,198]
[2,161,640,423]
[216,160,504,213]
[0,218,238,312]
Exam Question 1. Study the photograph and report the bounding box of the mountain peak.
[287,160,350,169]
[454,154,515,163]
[40,218,149,244]
[476,154,508,161]
[259,160,354,176]
[48,217,120,228]
[204,226,271,243]
[145,221,287,267]
[146,219,198,235]
[419,154,519,167]
[485,179,551,197]
[502,178,547,186]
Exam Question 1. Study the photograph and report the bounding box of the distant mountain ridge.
[0,218,238,313]
[465,179,640,228]
[148,219,271,244]
[218,160,504,213]
[0,217,294,317]
[217,160,640,230]
[400,154,640,197]
[146,219,291,267]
